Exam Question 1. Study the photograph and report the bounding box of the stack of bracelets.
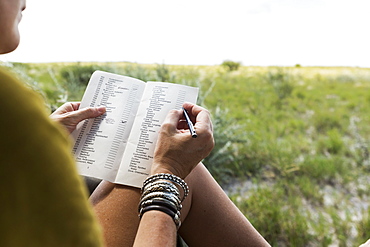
[138,173,189,230]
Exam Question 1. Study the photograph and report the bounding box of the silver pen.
[182,107,197,138]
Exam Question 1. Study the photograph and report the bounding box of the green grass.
[3,61,370,246]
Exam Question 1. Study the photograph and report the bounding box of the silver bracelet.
[142,181,180,199]
[139,191,181,211]
[143,173,189,201]
[142,180,179,194]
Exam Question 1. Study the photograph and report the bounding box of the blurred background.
[2,0,370,246]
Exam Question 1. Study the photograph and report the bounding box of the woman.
[0,0,270,246]
[0,0,106,245]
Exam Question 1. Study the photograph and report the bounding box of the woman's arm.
[91,103,214,246]
[133,210,177,247]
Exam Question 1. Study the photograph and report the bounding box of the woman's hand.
[50,102,106,134]
[151,102,214,179]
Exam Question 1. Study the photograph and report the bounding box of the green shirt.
[0,67,103,246]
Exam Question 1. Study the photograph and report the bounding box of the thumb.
[70,106,106,122]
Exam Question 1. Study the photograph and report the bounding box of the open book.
[71,71,198,188]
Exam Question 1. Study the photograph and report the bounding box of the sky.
[2,0,370,67]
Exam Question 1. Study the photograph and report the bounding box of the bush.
[59,64,111,101]
[121,63,153,82]
[156,63,174,82]
[60,64,104,86]
[265,68,294,101]
[232,185,315,246]
[221,60,241,71]
[202,107,248,183]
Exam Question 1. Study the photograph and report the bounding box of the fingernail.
[97,106,106,113]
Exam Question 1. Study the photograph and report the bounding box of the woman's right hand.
[150,102,214,179]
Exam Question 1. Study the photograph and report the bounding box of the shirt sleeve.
[0,67,104,246]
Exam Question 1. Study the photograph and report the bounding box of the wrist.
[150,162,181,178]
[139,173,189,230]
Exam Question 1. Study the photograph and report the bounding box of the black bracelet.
[140,198,178,214]
[140,205,176,219]
[140,205,181,229]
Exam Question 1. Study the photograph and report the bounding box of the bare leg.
[90,182,141,247]
[90,163,269,246]
[179,164,270,246]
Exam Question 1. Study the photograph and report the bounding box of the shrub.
[156,63,175,82]
[221,60,241,71]
[312,111,342,133]
[232,185,315,246]
[121,63,153,82]
[60,64,104,86]
[202,106,248,183]
[266,68,294,101]
[356,209,370,245]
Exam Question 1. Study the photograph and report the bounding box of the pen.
[182,107,197,138]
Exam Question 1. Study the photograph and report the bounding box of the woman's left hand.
[50,102,106,134]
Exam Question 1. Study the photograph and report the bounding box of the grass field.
[4,61,370,246]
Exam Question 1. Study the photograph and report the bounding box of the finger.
[177,119,188,130]
[163,109,183,124]
[52,102,71,114]
[69,102,81,111]
[70,107,106,122]
[183,102,206,117]
[182,102,196,122]
[54,102,80,114]
[161,109,183,133]
[183,103,212,133]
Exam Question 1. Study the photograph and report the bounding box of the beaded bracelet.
[143,179,177,188]
[143,180,179,192]
[141,182,180,199]
[143,173,189,202]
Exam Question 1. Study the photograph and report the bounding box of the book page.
[72,71,145,182]
[115,82,199,187]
